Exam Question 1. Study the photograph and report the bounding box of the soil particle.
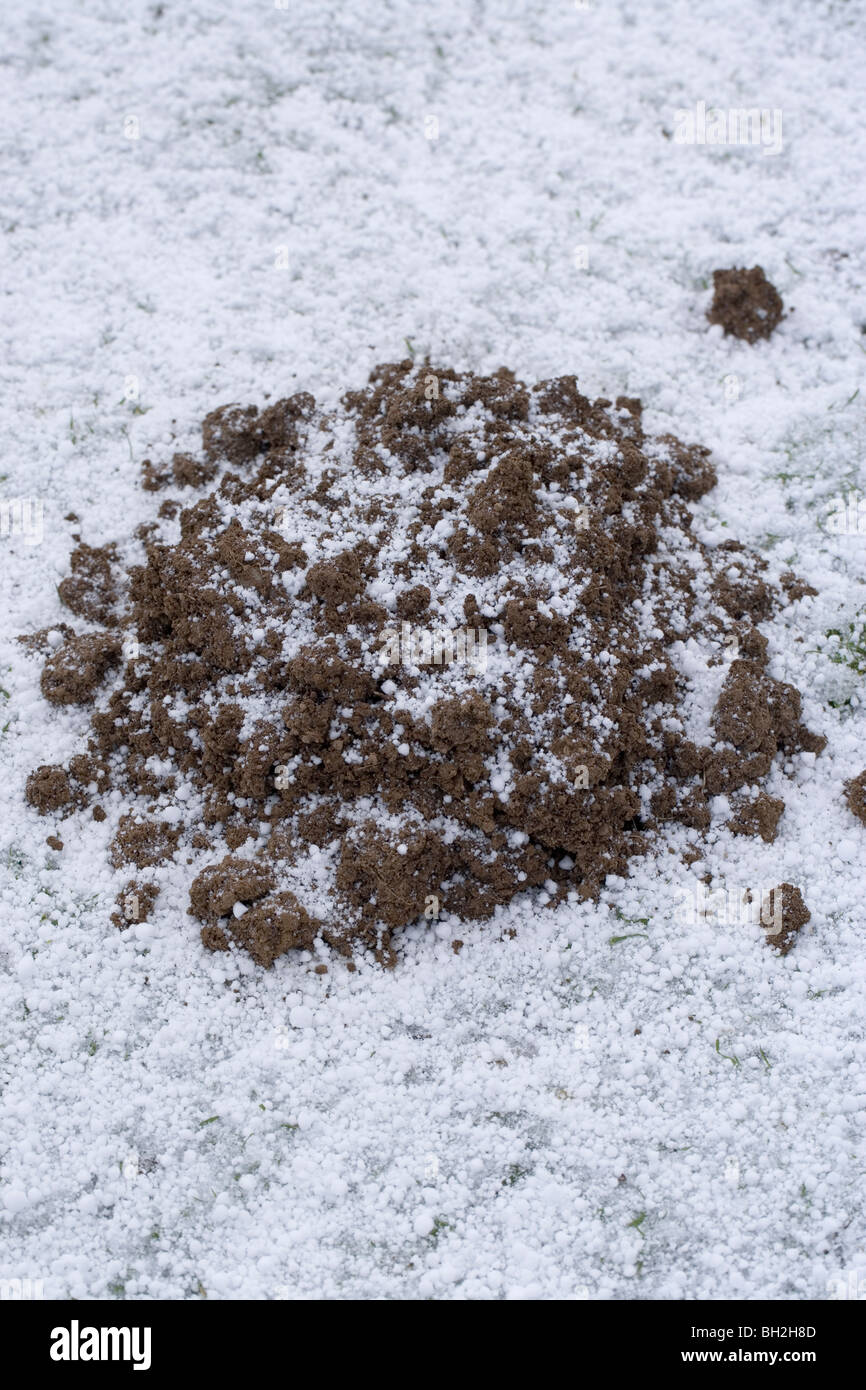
[780,570,818,603]
[40,633,121,706]
[110,815,182,869]
[141,458,171,492]
[172,452,217,489]
[762,882,811,954]
[188,856,275,925]
[726,792,785,843]
[26,764,72,814]
[657,434,718,501]
[306,550,365,608]
[713,662,775,752]
[69,753,112,798]
[396,584,432,620]
[57,542,120,624]
[707,266,784,343]
[201,403,264,466]
[16,623,77,655]
[225,890,320,968]
[111,881,160,929]
[713,661,826,768]
[843,770,866,826]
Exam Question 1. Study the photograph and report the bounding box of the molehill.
[25,362,824,966]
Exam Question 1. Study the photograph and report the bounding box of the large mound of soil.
[25,362,824,966]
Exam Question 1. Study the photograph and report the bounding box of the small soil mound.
[24,361,824,966]
[109,816,181,870]
[111,881,160,930]
[40,633,120,706]
[57,542,120,624]
[26,764,73,815]
[726,792,785,844]
[761,882,810,954]
[707,266,784,343]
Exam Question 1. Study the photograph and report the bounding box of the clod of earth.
[761,882,811,955]
[23,362,825,967]
[111,881,160,930]
[726,792,785,844]
[706,266,785,343]
[844,770,866,826]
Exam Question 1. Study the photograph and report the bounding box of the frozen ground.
[1,0,866,1300]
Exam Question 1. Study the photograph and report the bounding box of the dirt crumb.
[172,452,217,488]
[707,266,784,343]
[57,542,120,624]
[40,633,120,706]
[188,856,275,925]
[110,815,182,869]
[727,793,785,843]
[111,881,160,929]
[762,882,810,954]
[141,458,171,491]
[26,764,72,814]
[780,571,818,603]
[844,770,866,826]
[225,890,321,968]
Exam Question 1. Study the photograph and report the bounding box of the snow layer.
[1,0,865,1300]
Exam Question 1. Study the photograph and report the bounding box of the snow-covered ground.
[1,0,865,1300]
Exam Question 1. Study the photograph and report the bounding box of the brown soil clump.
[762,882,810,954]
[25,754,112,817]
[40,633,120,706]
[109,816,182,869]
[24,361,824,967]
[707,266,784,343]
[780,571,818,604]
[220,890,320,967]
[111,881,160,929]
[57,542,120,624]
[843,770,866,826]
[26,764,73,815]
[726,792,785,844]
